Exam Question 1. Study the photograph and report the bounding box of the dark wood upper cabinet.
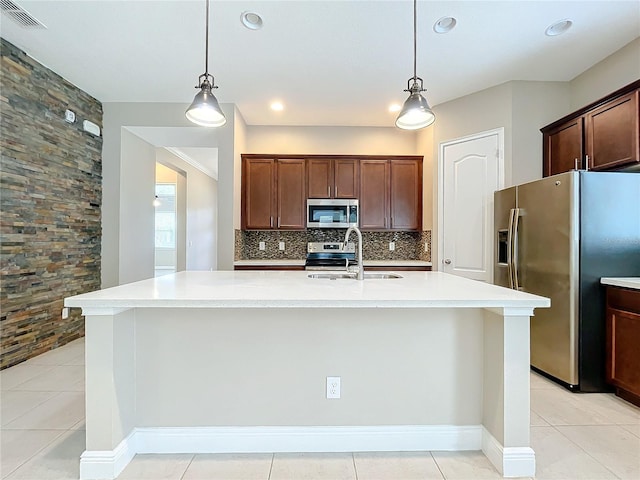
[541,80,640,176]
[586,90,639,171]
[359,157,422,231]
[334,159,359,198]
[307,158,359,199]
[243,154,422,232]
[307,158,332,198]
[276,159,306,229]
[242,158,275,230]
[359,159,389,230]
[390,159,422,231]
[543,117,583,176]
[242,156,306,230]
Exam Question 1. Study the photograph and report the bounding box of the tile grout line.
[351,452,358,480]
[0,428,67,479]
[548,424,624,479]
[0,391,64,428]
[430,451,447,480]
[268,452,274,480]
[177,454,195,480]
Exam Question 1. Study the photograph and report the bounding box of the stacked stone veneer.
[236,229,431,262]
[0,39,102,369]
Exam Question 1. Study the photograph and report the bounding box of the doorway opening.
[155,163,178,277]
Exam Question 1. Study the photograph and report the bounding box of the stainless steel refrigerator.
[494,171,640,392]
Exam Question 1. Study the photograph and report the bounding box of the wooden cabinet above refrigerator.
[541,80,640,176]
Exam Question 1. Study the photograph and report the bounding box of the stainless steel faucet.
[344,226,364,280]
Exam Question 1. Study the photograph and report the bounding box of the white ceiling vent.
[1,0,46,28]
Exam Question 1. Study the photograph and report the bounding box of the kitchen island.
[65,271,549,479]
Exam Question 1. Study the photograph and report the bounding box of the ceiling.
[1,1,639,127]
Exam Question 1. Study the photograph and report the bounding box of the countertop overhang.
[65,271,549,311]
[601,277,640,291]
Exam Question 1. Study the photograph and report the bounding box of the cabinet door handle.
[335,186,338,197]
[270,216,273,228]
[585,155,590,171]
[328,186,331,197]
[278,217,281,228]
[574,158,579,170]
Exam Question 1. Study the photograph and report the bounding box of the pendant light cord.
[204,0,209,76]
[413,0,417,82]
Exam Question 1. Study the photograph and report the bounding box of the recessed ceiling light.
[433,16,457,34]
[389,104,402,113]
[241,11,263,30]
[271,102,284,111]
[545,19,572,36]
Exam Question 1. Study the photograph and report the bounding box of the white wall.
[101,102,235,287]
[246,126,417,155]
[119,129,156,284]
[156,148,218,271]
[416,125,434,230]
[510,81,570,186]
[570,37,640,111]
[233,107,247,231]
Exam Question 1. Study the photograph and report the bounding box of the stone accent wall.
[0,39,102,369]
[235,229,431,262]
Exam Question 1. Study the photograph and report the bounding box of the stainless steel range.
[305,242,356,271]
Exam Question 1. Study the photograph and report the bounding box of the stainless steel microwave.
[307,199,359,229]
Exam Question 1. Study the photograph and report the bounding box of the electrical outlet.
[389,241,395,251]
[425,242,429,252]
[259,241,266,251]
[326,376,341,399]
[64,109,75,123]
[279,241,285,251]
[61,307,69,319]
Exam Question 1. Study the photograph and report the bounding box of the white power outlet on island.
[389,241,395,251]
[279,241,285,251]
[259,241,266,251]
[326,376,341,399]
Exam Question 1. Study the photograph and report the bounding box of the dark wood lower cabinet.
[606,286,640,407]
[234,265,304,271]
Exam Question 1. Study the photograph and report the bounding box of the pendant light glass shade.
[185,0,226,127]
[186,75,226,127]
[395,0,435,130]
[395,78,435,130]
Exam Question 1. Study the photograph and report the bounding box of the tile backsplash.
[236,229,431,262]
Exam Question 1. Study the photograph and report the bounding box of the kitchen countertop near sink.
[234,259,432,267]
[601,277,640,290]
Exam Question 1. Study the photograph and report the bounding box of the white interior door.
[439,129,504,281]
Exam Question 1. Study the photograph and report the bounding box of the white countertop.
[601,277,640,290]
[66,271,548,310]
[233,259,432,267]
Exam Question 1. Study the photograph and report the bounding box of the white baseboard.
[80,430,136,480]
[482,427,535,478]
[80,424,482,479]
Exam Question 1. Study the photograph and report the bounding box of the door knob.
[444,259,452,264]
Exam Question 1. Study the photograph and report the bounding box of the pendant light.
[395,0,435,130]
[185,0,226,127]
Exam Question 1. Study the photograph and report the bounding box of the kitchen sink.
[307,273,403,280]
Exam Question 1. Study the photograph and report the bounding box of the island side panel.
[482,308,534,478]
[84,309,136,450]
[133,307,484,427]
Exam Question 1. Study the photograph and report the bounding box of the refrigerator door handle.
[512,208,521,290]
[507,208,515,289]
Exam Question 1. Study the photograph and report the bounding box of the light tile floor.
[1,338,639,479]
